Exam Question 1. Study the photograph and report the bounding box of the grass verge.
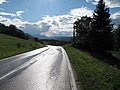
[0,33,44,59]
[64,44,120,90]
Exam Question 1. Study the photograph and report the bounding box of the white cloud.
[23,8,119,37]
[0,12,16,17]
[0,11,24,18]
[0,0,7,4]
[16,11,24,17]
[86,0,120,8]
[105,0,120,8]
[31,7,93,37]
[0,7,93,37]
[111,11,120,26]
[111,11,120,19]
[1,6,120,37]
[0,16,29,27]
[70,7,93,17]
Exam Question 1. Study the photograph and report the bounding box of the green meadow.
[0,33,43,59]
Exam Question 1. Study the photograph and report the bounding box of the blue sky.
[1,0,96,22]
[0,0,120,37]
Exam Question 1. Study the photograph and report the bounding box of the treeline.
[73,0,120,68]
[73,0,120,52]
[0,23,29,40]
[40,39,70,46]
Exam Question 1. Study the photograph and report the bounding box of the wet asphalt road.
[0,46,76,90]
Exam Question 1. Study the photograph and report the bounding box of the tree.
[73,19,79,46]
[0,23,29,40]
[114,25,120,51]
[0,23,8,34]
[8,24,17,36]
[34,37,39,42]
[88,0,113,51]
[73,16,92,49]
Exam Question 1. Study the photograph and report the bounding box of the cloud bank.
[0,0,7,4]
[0,7,93,37]
[22,7,93,37]
[86,0,120,8]
[0,6,120,37]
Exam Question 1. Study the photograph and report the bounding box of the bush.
[16,43,21,48]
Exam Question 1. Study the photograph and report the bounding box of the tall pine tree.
[88,0,113,51]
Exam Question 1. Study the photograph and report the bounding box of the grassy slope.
[64,45,120,90]
[0,33,44,59]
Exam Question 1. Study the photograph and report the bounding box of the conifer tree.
[89,0,113,51]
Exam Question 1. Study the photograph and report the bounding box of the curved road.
[0,46,77,90]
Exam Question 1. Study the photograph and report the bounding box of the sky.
[0,0,120,37]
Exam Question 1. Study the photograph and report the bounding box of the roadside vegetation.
[64,44,120,90]
[68,0,120,89]
[0,33,43,59]
[73,0,120,69]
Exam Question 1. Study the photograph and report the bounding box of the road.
[0,46,77,90]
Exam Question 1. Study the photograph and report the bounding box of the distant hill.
[31,34,72,41]
[30,34,48,39]
[49,37,72,41]
[0,23,34,40]
[0,23,72,41]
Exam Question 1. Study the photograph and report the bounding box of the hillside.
[0,33,43,59]
[64,45,120,90]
